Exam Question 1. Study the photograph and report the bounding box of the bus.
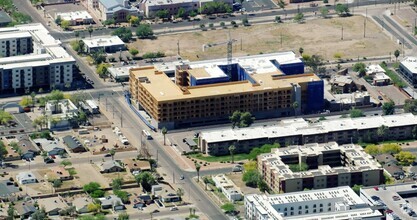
[143,130,152,140]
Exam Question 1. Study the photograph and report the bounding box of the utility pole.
[112,105,114,118]
[341,25,344,40]
[240,38,242,51]
[120,113,123,127]
[177,40,180,55]
[280,32,283,47]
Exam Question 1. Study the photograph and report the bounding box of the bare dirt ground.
[132,16,399,61]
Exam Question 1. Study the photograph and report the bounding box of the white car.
[170,207,178,211]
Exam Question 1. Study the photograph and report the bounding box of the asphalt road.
[15,0,414,41]
[86,90,229,220]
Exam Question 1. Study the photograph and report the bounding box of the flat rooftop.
[56,11,92,20]
[145,0,199,6]
[131,66,320,102]
[201,113,417,143]
[83,36,124,48]
[246,186,382,220]
[259,142,381,179]
[401,56,417,74]
[0,31,31,40]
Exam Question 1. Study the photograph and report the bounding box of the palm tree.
[110,149,116,160]
[195,163,201,182]
[299,47,304,56]
[377,125,389,141]
[229,145,236,164]
[161,127,167,145]
[292,101,299,115]
[30,92,36,108]
[87,25,93,38]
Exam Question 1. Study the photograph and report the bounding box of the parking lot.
[361,183,417,220]
[241,0,277,11]
[167,131,198,154]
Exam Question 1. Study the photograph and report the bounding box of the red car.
[374,186,379,191]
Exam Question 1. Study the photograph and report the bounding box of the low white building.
[212,174,242,202]
[108,65,137,82]
[82,36,125,53]
[45,99,78,130]
[366,64,390,86]
[55,11,94,26]
[16,171,37,184]
[245,186,382,220]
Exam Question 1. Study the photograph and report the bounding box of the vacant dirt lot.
[132,15,399,61]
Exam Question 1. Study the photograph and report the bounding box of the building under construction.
[129,52,324,129]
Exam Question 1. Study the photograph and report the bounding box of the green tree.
[396,151,416,166]
[176,187,184,198]
[229,145,236,164]
[353,62,366,76]
[352,184,362,195]
[31,208,47,220]
[299,47,304,56]
[161,127,167,145]
[155,10,169,19]
[0,111,13,125]
[278,0,286,9]
[394,49,400,61]
[189,10,197,18]
[129,48,139,57]
[55,15,62,25]
[349,108,364,118]
[118,212,129,220]
[382,100,395,115]
[239,112,255,128]
[7,204,14,220]
[304,54,326,74]
[195,163,201,182]
[320,7,329,18]
[177,8,187,19]
[293,13,304,23]
[0,141,8,159]
[48,90,65,101]
[96,63,110,78]
[242,18,249,26]
[275,16,281,23]
[112,177,123,191]
[91,49,106,64]
[200,1,232,15]
[258,179,269,193]
[61,20,71,30]
[288,162,309,172]
[87,203,101,214]
[53,179,62,188]
[83,182,101,194]
[128,15,140,27]
[381,143,401,154]
[103,19,115,26]
[135,172,156,192]
[87,26,93,38]
[136,24,154,39]
[244,161,257,171]
[19,97,33,107]
[114,190,129,203]
[109,149,116,160]
[377,125,389,141]
[404,99,417,114]
[111,27,133,42]
[242,169,261,187]
[60,159,72,168]
[335,4,349,16]
[221,203,235,214]
[230,111,241,128]
[364,145,380,156]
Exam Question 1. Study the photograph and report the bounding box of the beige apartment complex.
[258,142,383,193]
[129,52,324,129]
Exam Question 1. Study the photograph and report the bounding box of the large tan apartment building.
[258,142,383,193]
[129,52,324,129]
